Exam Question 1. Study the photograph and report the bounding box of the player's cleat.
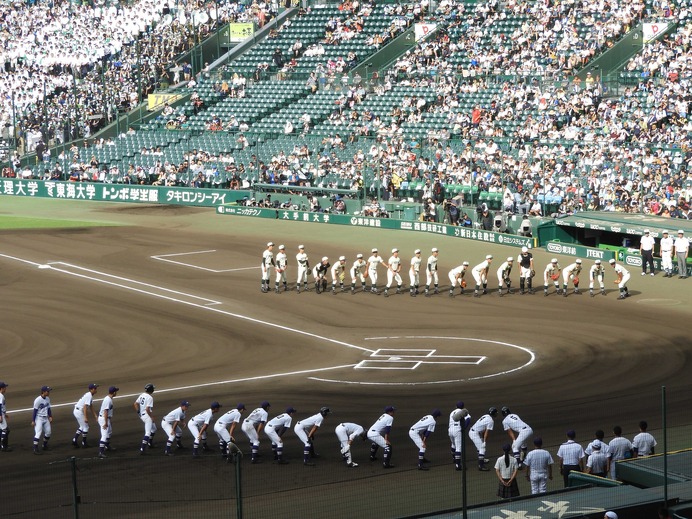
[382,463,395,469]
[424,290,430,297]
[98,453,107,459]
[574,289,581,294]
[383,290,389,297]
[72,440,80,449]
[498,290,504,297]
[417,465,429,471]
[82,441,91,448]
[590,290,594,297]
[449,291,454,297]
[274,288,280,294]
[201,445,212,452]
[473,291,479,298]
[528,288,535,294]
[625,292,631,297]
[482,289,487,295]
[261,287,268,293]
[351,289,355,295]
[650,273,655,277]
[478,465,489,471]
[369,455,379,461]
[601,290,606,296]
[563,291,568,297]
[33,449,42,455]
[303,462,316,467]
[544,290,548,297]
[347,462,359,468]
[434,288,439,294]
[332,288,336,295]
[617,294,626,300]
[296,288,301,294]
[410,291,415,297]
[641,272,646,276]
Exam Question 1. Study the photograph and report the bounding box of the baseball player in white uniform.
[0,382,9,452]
[674,230,689,278]
[214,403,245,458]
[97,386,118,458]
[296,245,310,293]
[366,248,386,294]
[294,407,331,466]
[609,259,631,299]
[72,383,99,448]
[264,407,296,464]
[350,253,367,294]
[368,405,395,468]
[260,242,275,293]
[188,401,222,457]
[384,248,403,297]
[425,248,440,296]
[241,401,269,463]
[632,420,657,457]
[659,230,674,277]
[472,255,493,297]
[32,386,53,455]
[162,401,189,456]
[524,437,554,494]
[274,245,288,293]
[409,410,441,470]
[134,383,157,454]
[517,246,535,294]
[448,262,469,297]
[543,258,562,296]
[331,256,347,294]
[469,407,497,471]
[448,401,471,470]
[561,259,583,296]
[589,259,606,296]
[501,406,533,467]
[335,422,365,467]
[496,257,514,296]
[608,425,633,479]
[409,249,422,296]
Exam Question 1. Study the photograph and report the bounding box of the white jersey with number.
[410,255,422,273]
[244,407,268,427]
[217,409,243,428]
[411,415,437,435]
[369,413,394,435]
[267,413,293,430]
[33,396,51,418]
[502,413,529,433]
[367,254,384,271]
[99,395,114,419]
[135,393,154,416]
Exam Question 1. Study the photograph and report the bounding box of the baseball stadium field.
[1,196,691,519]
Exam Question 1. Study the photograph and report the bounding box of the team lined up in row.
[260,242,634,299]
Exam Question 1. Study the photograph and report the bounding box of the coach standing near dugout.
[673,230,689,279]
[524,437,554,494]
[557,429,585,487]
[639,229,655,276]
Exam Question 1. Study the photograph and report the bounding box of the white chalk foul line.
[151,249,260,273]
[12,364,357,415]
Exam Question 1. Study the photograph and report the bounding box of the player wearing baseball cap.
[409,409,441,470]
[366,248,386,294]
[97,386,119,458]
[496,257,514,297]
[448,262,469,297]
[241,401,270,463]
[162,401,190,456]
[189,401,223,458]
[409,249,422,297]
[274,245,288,293]
[425,248,440,296]
[609,258,631,299]
[312,257,331,294]
[72,383,99,448]
[0,382,10,452]
[517,246,535,294]
[368,406,396,468]
[660,231,674,277]
[331,256,347,294]
[134,383,157,455]
[589,260,606,297]
[32,386,52,455]
[296,245,310,293]
[561,259,583,297]
[384,248,402,297]
[543,258,561,296]
[260,242,275,293]
[350,253,367,294]
[471,255,493,297]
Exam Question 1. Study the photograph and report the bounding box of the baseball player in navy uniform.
[410,410,441,470]
[214,403,245,458]
[368,405,396,468]
[543,259,562,296]
[425,248,439,296]
[162,400,190,456]
[294,407,331,466]
[384,248,403,297]
[331,256,347,294]
[97,386,118,458]
[497,257,514,296]
[366,248,386,294]
[562,259,583,296]
[448,401,471,470]
[296,245,310,293]
[589,259,607,296]
[134,383,157,454]
[472,255,493,297]
[609,259,631,299]
[189,401,222,457]
[469,407,497,471]
[409,249,422,296]
[32,386,53,455]
[241,401,269,463]
[72,383,99,448]
[313,257,330,294]
[349,253,367,294]
[517,246,535,294]
[264,407,296,464]
[261,242,275,293]
[501,406,533,467]
[274,245,288,293]
[448,262,469,297]
[0,382,10,452]
[335,421,365,467]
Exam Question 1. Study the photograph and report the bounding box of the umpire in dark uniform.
[556,429,585,487]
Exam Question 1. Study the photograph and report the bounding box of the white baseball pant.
[512,426,533,454]
[448,272,461,287]
[589,273,604,289]
[661,251,673,272]
[73,408,90,433]
[562,270,577,284]
[368,268,378,285]
[426,270,438,286]
[97,416,111,444]
[449,425,464,453]
[294,423,312,447]
[242,421,260,445]
[468,429,486,456]
[0,415,7,431]
[350,267,365,284]
[297,265,309,285]
[161,420,182,442]
[472,268,486,285]
[617,272,631,289]
[529,471,549,494]
[386,270,402,287]
[264,424,283,448]
[261,264,271,281]
[367,430,387,449]
[140,414,157,437]
[34,417,51,439]
[410,270,419,287]
[497,267,509,288]
[188,422,206,444]
[520,266,532,279]
[409,429,426,452]
[214,422,232,444]
[275,269,286,284]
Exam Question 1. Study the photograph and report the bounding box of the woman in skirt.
[495,443,520,499]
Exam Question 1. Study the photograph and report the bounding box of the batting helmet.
[144,383,155,393]
[488,407,498,417]
[320,406,331,416]
[501,406,511,417]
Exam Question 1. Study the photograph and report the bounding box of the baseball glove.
[573,276,579,285]
[461,279,467,288]
[551,274,560,281]
[363,270,369,279]
[530,269,536,278]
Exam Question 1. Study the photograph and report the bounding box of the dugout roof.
[553,212,692,239]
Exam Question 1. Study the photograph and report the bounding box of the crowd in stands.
[1,0,690,221]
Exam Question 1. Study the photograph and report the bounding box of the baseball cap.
[298,244,305,249]
[356,253,363,259]
[267,242,274,247]
[521,246,528,253]
[486,254,493,260]
[237,403,246,410]
[180,400,191,407]
[88,383,99,390]
[662,230,668,234]
[211,401,222,409]
[339,256,346,261]
[576,259,582,264]
[678,230,684,234]
[285,406,297,413]
[261,401,271,408]
[372,248,378,253]
[551,258,558,263]
[507,257,513,262]
[278,244,285,250]
[432,247,438,252]
[609,259,616,264]
[605,512,618,519]
[41,386,51,392]
[392,248,398,253]
[108,386,119,393]
[414,249,421,254]
[592,440,602,450]
[384,405,396,413]
[0,382,7,388]
[432,409,441,418]
[463,261,469,266]
[456,401,465,408]
[595,259,601,264]
[644,229,650,234]
[321,256,328,262]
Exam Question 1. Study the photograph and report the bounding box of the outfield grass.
[0,215,119,230]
